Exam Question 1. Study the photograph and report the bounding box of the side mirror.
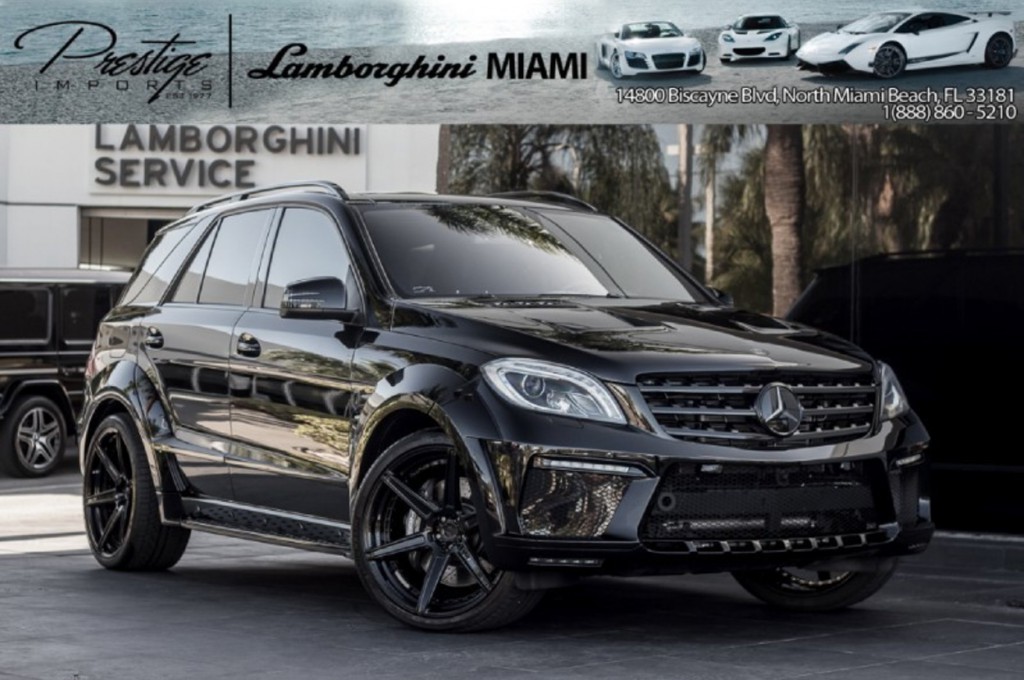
[707,287,734,307]
[280,277,357,322]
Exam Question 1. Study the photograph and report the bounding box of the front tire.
[984,33,1014,69]
[872,43,906,79]
[732,559,898,611]
[0,396,66,477]
[610,50,626,79]
[83,413,190,571]
[352,430,543,631]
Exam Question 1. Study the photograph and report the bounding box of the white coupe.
[796,9,1017,78]
[719,15,801,63]
[596,21,705,79]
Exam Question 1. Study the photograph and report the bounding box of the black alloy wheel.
[732,560,898,611]
[872,43,906,79]
[353,430,542,631]
[83,413,190,570]
[0,396,66,477]
[984,34,1013,68]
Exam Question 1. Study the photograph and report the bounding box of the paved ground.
[3,455,1024,680]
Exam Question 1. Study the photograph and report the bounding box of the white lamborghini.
[796,9,1017,78]
[596,21,705,79]
[719,15,801,63]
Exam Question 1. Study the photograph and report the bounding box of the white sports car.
[719,15,801,63]
[796,9,1017,78]
[596,21,705,78]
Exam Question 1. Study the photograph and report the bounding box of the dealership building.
[0,124,440,269]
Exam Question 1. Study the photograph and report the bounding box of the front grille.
[638,371,877,448]
[625,56,648,69]
[687,52,702,67]
[735,47,766,56]
[642,461,887,545]
[653,53,688,69]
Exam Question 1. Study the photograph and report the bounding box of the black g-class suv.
[0,268,128,477]
[80,182,932,631]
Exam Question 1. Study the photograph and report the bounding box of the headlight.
[879,362,909,420]
[690,46,703,54]
[765,32,783,41]
[722,33,735,43]
[481,358,626,424]
[839,41,865,55]
[624,50,644,60]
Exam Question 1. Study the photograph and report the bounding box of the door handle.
[144,327,164,349]
[236,333,262,358]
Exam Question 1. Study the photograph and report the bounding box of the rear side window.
[0,288,51,344]
[62,285,114,343]
[120,218,206,306]
[198,210,273,306]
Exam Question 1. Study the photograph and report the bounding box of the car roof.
[0,268,132,284]
[812,249,1024,275]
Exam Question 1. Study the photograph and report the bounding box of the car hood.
[393,297,873,383]
[621,36,701,54]
[798,31,880,57]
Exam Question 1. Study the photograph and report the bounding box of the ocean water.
[0,0,1017,65]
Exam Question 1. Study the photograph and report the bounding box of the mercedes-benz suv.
[80,182,932,631]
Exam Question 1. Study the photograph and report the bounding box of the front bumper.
[797,58,853,74]
[470,408,932,576]
[620,51,705,75]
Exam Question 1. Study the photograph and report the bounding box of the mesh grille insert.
[642,460,886,543]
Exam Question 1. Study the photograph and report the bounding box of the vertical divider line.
[228,14,234,108]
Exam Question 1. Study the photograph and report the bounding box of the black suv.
[80,182,932,631]
[0,268,128,477]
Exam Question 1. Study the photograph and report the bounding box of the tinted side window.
[264,208,351,309]
[120,219,203,306]
[0,288,50,343]
[198,210,272,306]
[171,230,215,304]
[62,285,113,342]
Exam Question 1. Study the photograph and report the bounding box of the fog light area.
[519,466,628,537]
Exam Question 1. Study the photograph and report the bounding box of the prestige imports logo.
[13,21,214,104]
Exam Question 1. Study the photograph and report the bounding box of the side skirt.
[180,497,352,557]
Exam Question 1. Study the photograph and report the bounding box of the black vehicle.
[788,250,1024,532]
[0,268,128,477]
[80,182,932,631]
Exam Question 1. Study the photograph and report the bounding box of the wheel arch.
[79,360,174,504]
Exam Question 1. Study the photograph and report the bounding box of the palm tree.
[763,125,805,316]
[697,125,750,284]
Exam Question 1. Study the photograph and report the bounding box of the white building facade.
[0,124,440,268]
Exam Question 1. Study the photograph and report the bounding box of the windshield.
[840,12,910,34]
[359,203,703,302]
[733,16,785,31]
[623,22,683,39]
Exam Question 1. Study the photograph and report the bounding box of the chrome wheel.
[611,51,624,79]
[353,430,543,630]
[15,406,62,472]
[773,567,853,591]
[985,34,1013,68]
[84,425,134,558]
[872,44,905,79]
[1,396,66,477]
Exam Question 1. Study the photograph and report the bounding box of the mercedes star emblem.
[754,383,804,437]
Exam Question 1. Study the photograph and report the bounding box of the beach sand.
[2,23,1021,123]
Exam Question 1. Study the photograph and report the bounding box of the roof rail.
[487,191,600,213]
[187,181,350,215]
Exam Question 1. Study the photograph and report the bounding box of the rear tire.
[984,33,1014,69]
[732,559,898,611]
[0,396,66,478]
[352,430,543,631]
[83,413,190,571]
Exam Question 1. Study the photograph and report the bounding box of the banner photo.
[0,0,1019,123]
